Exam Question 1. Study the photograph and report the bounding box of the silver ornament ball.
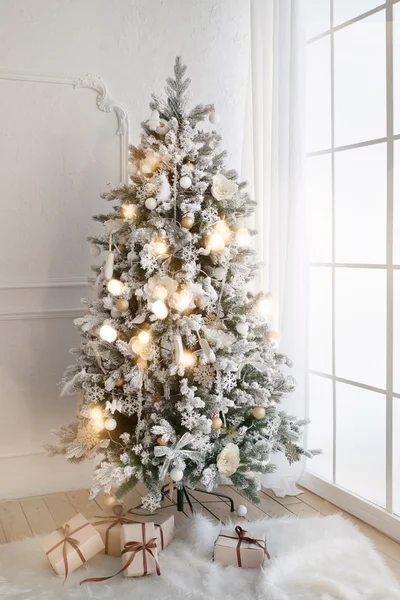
[90,245,101,257]
[213,267,226,281]
[145,197,157,210]
[236,322,249,336]
[170,467,184,482]
[209,110,220,125]
[104,417,117,431]
[180,176,192,189]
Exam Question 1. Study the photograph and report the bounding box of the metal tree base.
[161,483,235,514]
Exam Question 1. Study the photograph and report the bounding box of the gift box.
[213,525,270,569]
[42,513,104,579]
[120,522,161,577]
[91,505,174,556]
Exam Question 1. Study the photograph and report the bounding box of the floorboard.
[0,501,33,542]
[20,497,57,536]
[42,492,78,527]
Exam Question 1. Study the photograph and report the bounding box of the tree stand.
[161,482,235,514]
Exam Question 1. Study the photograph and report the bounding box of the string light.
[182,350,197,368]
[153,240,168,256]
[236,228,251,248]
[207,231,225,253]
[214,220,232,243]
[152,300,169,320]
[99,324,118,342]
[176,288,194,312]
[90,406,104,431]
[138,330,151,345]
[121,203,137,220]
[257,296,272,317]
[107,279,125,296]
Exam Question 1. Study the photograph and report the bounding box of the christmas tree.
[46,58,316,511]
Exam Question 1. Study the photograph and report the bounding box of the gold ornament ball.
[103,492,118,507]
[211,416,223,430]
[137,357,148,368]
[157,436,168,446]
[253,405,266,419]
[115,377,124,387]
[181,214,194,229]
[115,298,129,312]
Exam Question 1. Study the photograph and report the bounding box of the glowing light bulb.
[176,289,194,312]
[90,406,104,431]
[154,285,168,300]
[236,228,251,248]
[257,297,272,317]
[153,240,168,256]
[152,300,169,320]
[207,232,225,253]
[122,203,137,220]
[107,279,125,296]
[99,324,118,342]
[214,220,232,243]
[138,330,151,345]
[182,350,197,369]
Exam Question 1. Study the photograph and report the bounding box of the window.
[305,0,400,518]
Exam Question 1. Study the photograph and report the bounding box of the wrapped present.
[91,504,174,555]
[120,522,161,577]
[214,525,270,569]
[42,513,104,580]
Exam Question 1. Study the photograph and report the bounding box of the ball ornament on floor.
[170,467,184,482]
[236,504,248,517]
[103,492,118,508]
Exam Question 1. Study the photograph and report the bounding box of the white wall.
[0,0,250,499]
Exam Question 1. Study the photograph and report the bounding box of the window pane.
[393,3,400,134]
[306,154,332,262]
[334,0,384,27]
[335,268,386,389]
[335,143,386,264]
[393,271,400,394]
[307,374,334,481]
[334,11,386,147]
[392,140,400,263]
[305,0,331,40]
[306,36,331,153]
[309,267,333,374]
[336,382,386,508]
[393,398,400,516]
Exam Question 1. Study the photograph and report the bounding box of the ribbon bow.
[220,525,271,567]
[236,352,269,378]
[92,504,164,553]
[81,523,161,584]
[154,432,202,480]
[46,522,88,583]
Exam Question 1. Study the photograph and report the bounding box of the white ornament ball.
[110,308,121,319]
[170,467,184,482]
[104,417,117,431]
[180,175,192,189]
[90,245,101,257]
[236,504,247,517]
[236,322,249,336]
[145,197,157,210]
[209,110,220,124]
[213,267,226,281]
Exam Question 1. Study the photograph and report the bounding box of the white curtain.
[242,0,309,496]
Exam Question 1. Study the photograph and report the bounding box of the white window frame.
[300,0,400,542]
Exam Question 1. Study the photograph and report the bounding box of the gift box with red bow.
[214,525,270,569]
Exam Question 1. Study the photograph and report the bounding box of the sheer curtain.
[242,0,309,496]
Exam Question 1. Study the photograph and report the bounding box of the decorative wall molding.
[0,308,84,321]
[0,69,129,182]
[0,278,90,290]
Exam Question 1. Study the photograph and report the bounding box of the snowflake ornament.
[193,364,216,388]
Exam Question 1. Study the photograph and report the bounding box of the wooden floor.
[1,484,400,580]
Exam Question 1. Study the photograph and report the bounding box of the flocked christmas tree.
[46,58,317,511]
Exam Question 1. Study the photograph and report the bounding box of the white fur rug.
[0,513,399,600]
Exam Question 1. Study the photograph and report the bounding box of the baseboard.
[0,453,95,500]
[300,471,400,543]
